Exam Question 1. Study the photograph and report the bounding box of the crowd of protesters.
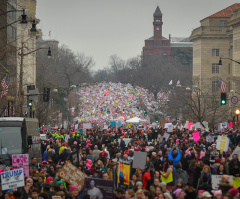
[2,126,240,199]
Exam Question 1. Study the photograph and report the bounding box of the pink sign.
[229,122,233,128]
[188,122,193,130]
[12,154,29,177]
[192,132,200,142]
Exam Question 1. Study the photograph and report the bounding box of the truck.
[0,117,42,167]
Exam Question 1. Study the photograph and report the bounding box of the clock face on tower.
[156,27,159,30]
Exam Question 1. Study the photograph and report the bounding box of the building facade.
[190,3,240,124]
[142,6,192,61]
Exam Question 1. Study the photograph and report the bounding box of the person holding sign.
[160,160,176,189]
[87,179,103,199]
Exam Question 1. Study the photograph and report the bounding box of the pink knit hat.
[211,190,222,196]
[86,163,91,169]
[45,176,53,184]
[229,188,239,197]
[69,185,78,192]
[86,159,92,164]
[173,189,185,198]
[198,190,205,194]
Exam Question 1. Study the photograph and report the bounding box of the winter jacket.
[168,149,181,167]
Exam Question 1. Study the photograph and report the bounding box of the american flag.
[0,75,8,98]
[177,80,181,85]
[1,106,15,117]
[217,79,227,93]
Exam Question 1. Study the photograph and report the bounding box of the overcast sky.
[37,0,238,70]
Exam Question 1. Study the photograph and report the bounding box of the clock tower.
[153,6,163,40]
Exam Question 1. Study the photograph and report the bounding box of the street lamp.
[235,109,240,121]
[20,9,28,29]
[18,47,52,116]
[218,57,240,66]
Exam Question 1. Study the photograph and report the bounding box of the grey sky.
[36,0,238,70]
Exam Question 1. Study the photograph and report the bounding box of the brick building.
[142,6,192,61]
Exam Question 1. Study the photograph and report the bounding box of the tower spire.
[154,6,162,16]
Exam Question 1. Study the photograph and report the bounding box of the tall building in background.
[190,3,240,94]
[142,6,192,61]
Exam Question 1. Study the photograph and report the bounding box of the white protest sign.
[40,134,47,140]
[193,122,202,129]
[103,125,108,130]
[229,146,240,160]
[164,123,173,133]
[74,124,78,130]
[212,175,233,190]
[83,123,92,129]
[123,138,132,146]
[206,135,214,143]
[163,133,170,141]
[216,136,229,152]
[132,151,147,170]
[65,134,70,142]
[1,168,25,190]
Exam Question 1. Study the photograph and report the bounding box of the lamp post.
[18,46,52,116]
[218,57,240,66]
[235,109,240,121]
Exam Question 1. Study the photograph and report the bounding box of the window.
[156,20,161,22]
[229,64,231,74]
[212,49,219,57]
[212,81,218,92]
[212,63,219,73]
[220,20,227,27]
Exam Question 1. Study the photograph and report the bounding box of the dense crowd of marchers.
[2,124,240,199]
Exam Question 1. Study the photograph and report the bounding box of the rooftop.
[154,6,162,16]
[207,3,240,18]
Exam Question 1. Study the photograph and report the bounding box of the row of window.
[212,63,231,74]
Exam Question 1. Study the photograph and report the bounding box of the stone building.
[142,6,192,61]
[190,3,240,124]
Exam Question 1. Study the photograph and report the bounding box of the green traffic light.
[221,100,226,105]
[28,102,32,106]
[156,121,159,123]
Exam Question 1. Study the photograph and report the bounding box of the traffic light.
[144,109,147,116]
[43,88,50,102]
[221,93,226,105]
[156,120,159,123]
[28,101,32,107]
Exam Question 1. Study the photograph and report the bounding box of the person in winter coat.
[168,148,181,168]
[175,163,189,186]
[185,182,197,199]
[219,175,233,195]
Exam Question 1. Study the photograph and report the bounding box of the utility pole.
[18,42,24,117]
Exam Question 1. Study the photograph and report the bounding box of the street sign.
[28,90,38,100]
[231,96,239,105]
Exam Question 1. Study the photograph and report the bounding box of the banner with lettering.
[216,136,229,152]
[12,154,29,177]
[1,168,25,190]
[59,161,86,190]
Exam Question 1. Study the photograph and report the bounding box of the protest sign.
[110,121,116,126]
[132,151,147,169]
[59,161,86,190]
[163,133,170,141]
[118,162,130,189]
[212,175,233,190]
[161,119,166,128]
[65,134,70,142]
[164,123,173,133]
[216,136,229,152]
[229,146,240,160]
[233,177,240,188]
[84,177,114,199]
[188,122,193,130]
[192,132,200,142]
[40,134,46,140]
[103,125,108,130]
[12,154,29,177]
[83,123,92,129]
[1,168,25,190]
[123,138,132,146]
[206,135,214,143]
[117,122,122,128]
